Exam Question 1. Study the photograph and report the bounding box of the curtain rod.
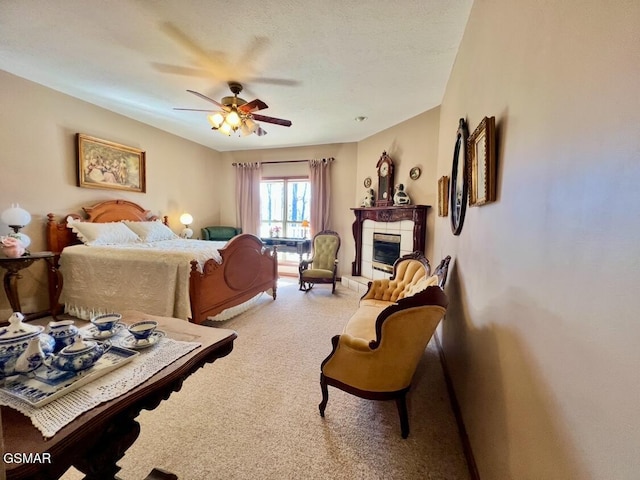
[232,159,309,166]
[262,159,310,165]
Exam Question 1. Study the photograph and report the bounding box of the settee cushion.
[359,298,395,309]
[342,304,383,342]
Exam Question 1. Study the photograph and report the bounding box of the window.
[260,177,310,238]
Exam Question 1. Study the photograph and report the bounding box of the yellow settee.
[319,253,451,438]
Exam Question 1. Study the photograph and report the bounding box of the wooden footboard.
[189,234,278,324]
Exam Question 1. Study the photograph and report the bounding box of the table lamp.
[1,203,32,248]
[179,213,194,239]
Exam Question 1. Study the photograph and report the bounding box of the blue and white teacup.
[127,320,158,341]
[90,313,122,332]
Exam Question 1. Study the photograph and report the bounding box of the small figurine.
[393,184,411,205]
[362,188,375,208]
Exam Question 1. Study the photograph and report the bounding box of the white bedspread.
[59,239,227,320]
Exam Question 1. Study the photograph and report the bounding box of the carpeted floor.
[62,279,470,480]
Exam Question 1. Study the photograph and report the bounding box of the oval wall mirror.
[450,118,469,235]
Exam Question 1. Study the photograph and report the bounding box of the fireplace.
[372,233,401,273]
[351,205,429,277]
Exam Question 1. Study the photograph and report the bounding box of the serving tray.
[0,345,139,408]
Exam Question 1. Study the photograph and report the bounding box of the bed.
[46,200,278,324]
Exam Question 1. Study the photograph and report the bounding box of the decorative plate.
[363,177,372,188]
[410,167,421,180]
[120,330,166,350]
[83,322,126,340]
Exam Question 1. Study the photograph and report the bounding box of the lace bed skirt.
[0,336,201,438]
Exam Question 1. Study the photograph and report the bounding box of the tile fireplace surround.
[344,205,429,293]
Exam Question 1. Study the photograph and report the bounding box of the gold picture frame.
[438,176,449,217]
[468,116,496,206]
[77,134,146,193]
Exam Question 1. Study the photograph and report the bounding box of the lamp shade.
[13,232,31,249]
[1,204,31,228]
[179,213,193,226]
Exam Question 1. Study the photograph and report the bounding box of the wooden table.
[1,311,237,480]
[0,252,62,321]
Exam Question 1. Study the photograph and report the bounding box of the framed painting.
[438,176,449,217]
[77,134,146,193]
[468,116,496,206]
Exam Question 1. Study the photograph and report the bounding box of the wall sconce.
[1,203,32,248]
[179,213,194,239]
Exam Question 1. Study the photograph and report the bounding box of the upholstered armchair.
[201,226,242,241]
[319,285,449,438]
[299,230,341,293]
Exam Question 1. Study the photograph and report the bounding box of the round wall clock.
[450,118,469,236]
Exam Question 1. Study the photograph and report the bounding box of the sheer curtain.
[308,157,334,236]
[234,162,261,235]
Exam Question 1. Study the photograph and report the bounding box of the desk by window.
[261,237,311,261]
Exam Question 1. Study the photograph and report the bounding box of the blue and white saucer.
[120,330,165,350]
[83,323,126,340]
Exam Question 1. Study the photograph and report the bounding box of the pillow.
[406,274,440,297]
[67,217,140,245]
[122,220,178,242]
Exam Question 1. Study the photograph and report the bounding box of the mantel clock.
[375,152,394,207]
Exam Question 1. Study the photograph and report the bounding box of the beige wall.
[0,70,220,316]
[357,107,441,262]
[435,0,640,478]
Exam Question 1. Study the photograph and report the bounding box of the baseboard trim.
[434,331,481,480]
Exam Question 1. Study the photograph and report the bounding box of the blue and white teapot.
[45,336,110,372]
[0,312,55,377]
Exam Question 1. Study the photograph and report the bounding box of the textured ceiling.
[0,0,472,152]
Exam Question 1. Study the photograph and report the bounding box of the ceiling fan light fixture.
[226,109,242,128]
[181,83,291,139]
[219,122,233,136]
[207,112,224,128]
[240,118,258,136]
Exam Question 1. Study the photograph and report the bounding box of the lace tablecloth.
[0,330,201,438]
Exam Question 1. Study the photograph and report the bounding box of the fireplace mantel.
[351,205,430,276]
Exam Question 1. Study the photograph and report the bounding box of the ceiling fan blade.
[250,77,301,87]
[255,126,268,136]
[186,89,226,109]
[252,114,292,127]
[173,107,217,112]
[152,63,212,78]
[161,23,233,79]
[232,36,270,74]
[239,99,268,114]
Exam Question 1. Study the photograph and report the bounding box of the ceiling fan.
[174,81,292,137]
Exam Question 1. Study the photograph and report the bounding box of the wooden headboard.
[46,200,168,255]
